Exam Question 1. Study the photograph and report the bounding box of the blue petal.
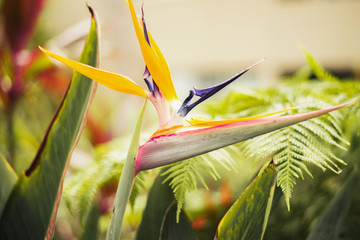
[178,59,264,117]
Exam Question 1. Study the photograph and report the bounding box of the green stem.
[105,100,146,240]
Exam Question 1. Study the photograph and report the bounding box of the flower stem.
[105,100,146,240]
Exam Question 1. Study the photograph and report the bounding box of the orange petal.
[40,47,147,97]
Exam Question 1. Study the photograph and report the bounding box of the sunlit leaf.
[215,163,276,240]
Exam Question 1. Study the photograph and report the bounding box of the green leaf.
[215,163,276,240]
[136,168,197,240]
[0,154,18,217]
[80,201,100,240]
[306,168,359,240]
[159,202,197,240]
[0,7,99,239]
[105,100,147,240]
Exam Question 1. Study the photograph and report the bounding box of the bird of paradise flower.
[40,0,354,238]
[39,0,353,174]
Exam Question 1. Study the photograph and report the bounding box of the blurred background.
[34,0,360,138]
[40,0,360,93]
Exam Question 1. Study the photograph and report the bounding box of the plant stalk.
[105,100,146,240]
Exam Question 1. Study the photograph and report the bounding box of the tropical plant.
[0,0,359,239]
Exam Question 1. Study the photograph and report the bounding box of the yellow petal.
[187,107,297,127]
[39,47,147,97]
[125,0,178,101]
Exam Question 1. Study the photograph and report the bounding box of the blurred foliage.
[0,0,71,174]
[0,3,100,239]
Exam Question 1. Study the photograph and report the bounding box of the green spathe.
[135,102,354,172]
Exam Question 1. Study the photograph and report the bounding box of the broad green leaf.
[0,154,18,217]
[136,168,196,240]
[160,202,197,240]
[306,168,359,240]
[215,163,276,240]
[0,7,99,239]
[80,201,100,240]
[105,100,147,240]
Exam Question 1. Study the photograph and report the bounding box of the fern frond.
[283,66,312,83]
[162,157,201,222]
[217,85,350,210]
[162,147,237,222]
[129,172,146,210]
[301,48,339,82]
[199,68,355,209]
[64,140,127,222]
